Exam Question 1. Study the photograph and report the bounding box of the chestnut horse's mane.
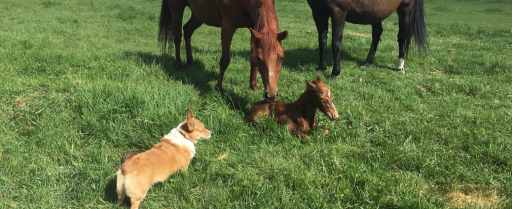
[254,0,279,46]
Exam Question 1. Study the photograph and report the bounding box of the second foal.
[246,74,339,139]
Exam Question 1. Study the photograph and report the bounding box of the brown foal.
[245,74,339,139]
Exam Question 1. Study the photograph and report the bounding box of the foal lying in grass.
[245,74,338,139]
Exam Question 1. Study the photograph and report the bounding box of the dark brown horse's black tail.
[406,0,427,55]
[158,0,173,53]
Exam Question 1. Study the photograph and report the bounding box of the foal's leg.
[311,10,329,71]
[183,13,203,67]
[215,20,237,91]
[329,8,347,78]
[396,3,412,73]
[249,33,258,91]
[361,23,383,67]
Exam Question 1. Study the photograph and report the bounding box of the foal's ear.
[277,31,288,42]
[250,28,262,40]
[306,79,316,89]
[316,74,324,83]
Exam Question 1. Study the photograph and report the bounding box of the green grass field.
[1,0,511,208]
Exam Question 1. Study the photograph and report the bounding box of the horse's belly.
[345,10,394,24]
[188,0,252,28]
[188,0,223,27]
[345,0,400,24]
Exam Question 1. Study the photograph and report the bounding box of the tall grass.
[0,0,511,208]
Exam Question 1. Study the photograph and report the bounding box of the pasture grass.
[1,0,511,208]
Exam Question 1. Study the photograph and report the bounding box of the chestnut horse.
[307,0,427,78]
[159,0,288,101]
[245,74,339,140]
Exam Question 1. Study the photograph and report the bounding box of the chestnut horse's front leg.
[215,20,237,91]
[249,32,258,91]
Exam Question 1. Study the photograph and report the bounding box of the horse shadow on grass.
[229,46,396,73]
[124,51,254,114]
[125,51,218,95]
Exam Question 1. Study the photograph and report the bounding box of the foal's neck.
[294,89,317,118]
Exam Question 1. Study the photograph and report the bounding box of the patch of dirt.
[447,186,506,208]
[347,32,372,37]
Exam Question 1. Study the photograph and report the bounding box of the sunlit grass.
[0,0,511,208]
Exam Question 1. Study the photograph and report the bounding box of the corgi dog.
[116,108,212,209]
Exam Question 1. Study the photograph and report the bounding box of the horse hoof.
[396,68,405,74]
[250,85,258,92]
[215,85,224,92]
[317,66,327,71]
[360,63,370,68]
[330,74,338,80]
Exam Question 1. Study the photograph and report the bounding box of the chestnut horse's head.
[306,74,339,121]
[250,28,288,102]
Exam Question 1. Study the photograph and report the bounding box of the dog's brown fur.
[116,109,212,209]
[245,74,339,140]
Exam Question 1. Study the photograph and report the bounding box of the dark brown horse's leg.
[396,3,411,73]
[170,5,186,69]
[215,21,237,91]
[330,9,347,79]
[249,33,258,91]
[362,23,383,68]
[311,10,329,71]
[183,14,203,67]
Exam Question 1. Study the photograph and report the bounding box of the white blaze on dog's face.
[179,109,212,143]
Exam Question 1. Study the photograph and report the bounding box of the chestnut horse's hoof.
[250,83,258,92]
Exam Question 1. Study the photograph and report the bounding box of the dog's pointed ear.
[250,28,261,40]
[187,108,194,118]
[277,30,288,42]
[186,108,195,130]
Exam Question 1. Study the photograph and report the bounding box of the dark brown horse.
[159,0,288,101]
[245,74,339,140]
[307,0,427,78]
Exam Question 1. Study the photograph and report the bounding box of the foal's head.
[250,28,288,102]
[306,74,339,121]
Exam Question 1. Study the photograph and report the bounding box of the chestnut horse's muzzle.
[264,91,279,102]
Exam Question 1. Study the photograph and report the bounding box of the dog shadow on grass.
[104,178,119,204]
